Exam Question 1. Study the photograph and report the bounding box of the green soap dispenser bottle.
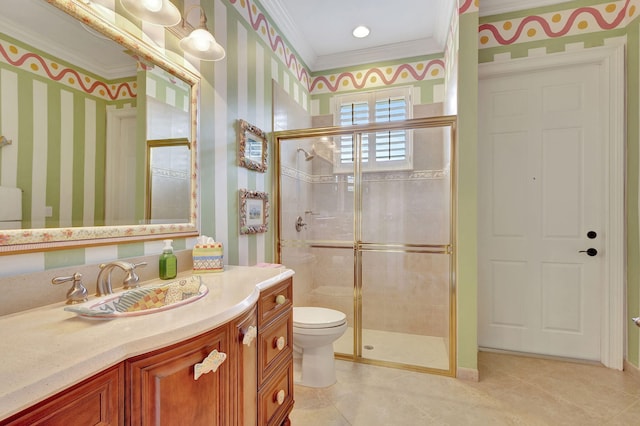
[159,239,177,280]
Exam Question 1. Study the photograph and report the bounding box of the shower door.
[276,117,456,375]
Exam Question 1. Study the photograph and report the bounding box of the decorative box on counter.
[193,237,224,273]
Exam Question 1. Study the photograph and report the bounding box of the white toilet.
[293,306,347,388]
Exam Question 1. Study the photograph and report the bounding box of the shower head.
[297,148,315,161]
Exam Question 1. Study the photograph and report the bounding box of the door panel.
[490,260,526,327]
[541,129,582,237]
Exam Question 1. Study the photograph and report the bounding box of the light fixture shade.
[120,0,181,26]
[179,29,226,61]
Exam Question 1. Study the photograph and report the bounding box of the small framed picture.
[239,189,269,234]
[238,119,268,172]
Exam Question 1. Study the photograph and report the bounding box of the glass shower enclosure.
[275,116,456,375]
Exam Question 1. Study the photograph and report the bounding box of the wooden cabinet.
[0,364,123,426]
[126,324,229,426]
[2,277,294,426]
[257,277,294,426]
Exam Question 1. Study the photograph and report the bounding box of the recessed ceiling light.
[352,25,370,38]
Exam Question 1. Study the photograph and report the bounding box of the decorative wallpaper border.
[281,165,449,184]
[0,37,136,101]
[460,0,479,15]
[309,58,446,95]
[479,0,636,48]
[228,0,310,90]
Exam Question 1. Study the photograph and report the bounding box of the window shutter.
[374,97,407,162]
[339,102,369,163]
[333,87,412,171]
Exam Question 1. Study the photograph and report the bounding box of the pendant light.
[179,6,226,61]
[120,0,181,26]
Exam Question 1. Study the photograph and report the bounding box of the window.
[333,87,413,172]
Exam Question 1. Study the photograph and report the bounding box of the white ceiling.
[265,0,575,71]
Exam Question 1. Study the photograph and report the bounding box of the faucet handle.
[123,262,148,289]
[52,272,89,305]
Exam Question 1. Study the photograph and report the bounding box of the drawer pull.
[273,336,285,351]
[275,294,286,305]
[242,325,257,346]
[194,349,227,380]
[274,389,286,406]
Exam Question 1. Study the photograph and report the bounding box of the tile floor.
[290,351,640,425]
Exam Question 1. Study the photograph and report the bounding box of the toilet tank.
[0,186,22,229]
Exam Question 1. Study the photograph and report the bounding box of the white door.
[105,108,137,226]
[478,63,606,361]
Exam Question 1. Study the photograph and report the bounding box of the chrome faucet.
[52,272,89,304]
[96,261,147,296]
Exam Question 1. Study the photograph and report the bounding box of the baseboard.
[456,366,479,382]
[623,359,640,382]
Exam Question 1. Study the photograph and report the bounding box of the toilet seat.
[293,307,346,329]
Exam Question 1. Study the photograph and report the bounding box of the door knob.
[579,248,598,256]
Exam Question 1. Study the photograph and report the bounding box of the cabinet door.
[232,307,258,426]
[126,325,229,426]
[1,364,123,426]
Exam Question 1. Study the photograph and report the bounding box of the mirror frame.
[238,119,268,173]
[0,0,200,254]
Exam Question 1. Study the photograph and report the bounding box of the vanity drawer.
[257,361,294,426]
[258,278,292,327]
[258,310,292,384]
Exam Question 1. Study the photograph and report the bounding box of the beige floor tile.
[291,352,640,425]
[606,400,640,425]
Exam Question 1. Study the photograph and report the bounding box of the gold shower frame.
[274,115,458,377]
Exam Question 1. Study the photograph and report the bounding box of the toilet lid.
[293,307,346,329]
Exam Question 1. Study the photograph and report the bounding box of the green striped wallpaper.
[0,32,136,230]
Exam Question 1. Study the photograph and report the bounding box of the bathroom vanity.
[0,266,294,426]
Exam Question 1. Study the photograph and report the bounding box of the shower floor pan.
[333,327,449,370]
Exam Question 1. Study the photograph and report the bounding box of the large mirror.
[0,0,199,252]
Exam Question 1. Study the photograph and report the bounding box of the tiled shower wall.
[282,103,452,338]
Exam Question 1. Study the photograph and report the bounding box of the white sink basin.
[64,276,208,319]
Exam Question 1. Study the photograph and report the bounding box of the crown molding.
[312,38,441,72]
[259,0,316,69]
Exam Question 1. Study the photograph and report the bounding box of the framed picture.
[239,189,269,234]
[238,119,268,172]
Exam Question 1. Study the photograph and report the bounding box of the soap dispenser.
[159,239,177,280]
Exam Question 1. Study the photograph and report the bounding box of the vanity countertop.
[0,265,294,420]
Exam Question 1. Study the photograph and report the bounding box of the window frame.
[332,86,414,173]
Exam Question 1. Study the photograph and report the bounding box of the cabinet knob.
[242,325,257,346]
[194,349,227,380]
[275,294,286,305]
[274,389,286,406]
[273,336,285,351]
